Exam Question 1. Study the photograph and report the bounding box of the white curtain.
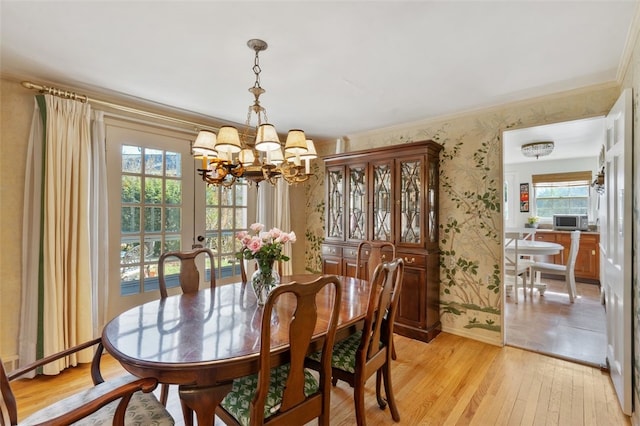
[19,95,97,374]
[90,111,109,335]
[255,179,292,275]
[274,179,292,275]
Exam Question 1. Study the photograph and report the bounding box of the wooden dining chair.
[157,247,215,408]
[0,338,174,425]
[307,258,404,426]
[529,230,581,302]
[158,247,215,298]
[354,241,399,359]
[354,241,396,281]
[216,275,342,426]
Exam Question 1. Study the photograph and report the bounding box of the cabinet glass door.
[326,167,344,239]
[347,165,366,240]
[372,162,392,241]
[399,158,422,244]
[428,159,438,243]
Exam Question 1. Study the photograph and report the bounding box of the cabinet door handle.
[403,256,415,264]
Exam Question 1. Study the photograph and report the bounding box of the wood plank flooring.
[505,279,607,367]
[11,332,629,425]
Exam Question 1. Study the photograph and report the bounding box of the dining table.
[504,239,564,295]
[101,273,371,425]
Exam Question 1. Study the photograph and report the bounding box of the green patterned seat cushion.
[220,363,319,426]
[21,374,174,426]
[307,330,363,374]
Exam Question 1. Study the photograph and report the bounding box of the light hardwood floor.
[506,278,607,367]
[11,332,629,425]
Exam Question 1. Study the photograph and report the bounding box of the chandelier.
[521,141,554,159]
[192,39,316,187]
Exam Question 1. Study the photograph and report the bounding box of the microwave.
[553,214,589,231]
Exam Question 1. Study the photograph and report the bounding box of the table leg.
[179,383,233,426]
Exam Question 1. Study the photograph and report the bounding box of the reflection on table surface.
[102,274,370,378]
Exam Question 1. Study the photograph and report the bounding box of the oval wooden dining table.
[102,274,370,425]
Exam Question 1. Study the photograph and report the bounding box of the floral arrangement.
[527,216,540,224]
[235,223,296,270]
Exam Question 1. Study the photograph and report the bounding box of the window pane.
[165,179,182,205]
[165,207,181,232]
[121,206,140,233]
[122,145,141,173]
[145,148,164,176]
[144,207,162,232]
[121,176,141,203]
[145,178,163,204]
[166,151,181,177]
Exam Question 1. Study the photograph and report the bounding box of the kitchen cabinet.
[533,230,600,282]
[322,140,442,342]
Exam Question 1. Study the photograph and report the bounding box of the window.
[107,118,255,317]
[532,171,591,218]
[204,182,252,280]
[119,144,185,295]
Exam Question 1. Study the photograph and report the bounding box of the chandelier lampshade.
[284,130,308,154]
[254,124,281,152]
[192,130,217,158]
[521,141,554,159]
[215,126,242,154]
[192,39,314,187]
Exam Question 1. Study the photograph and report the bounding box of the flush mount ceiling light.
[521,141,554,159]
[192,39,315,187]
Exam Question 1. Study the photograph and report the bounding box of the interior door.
[600,88,632,415]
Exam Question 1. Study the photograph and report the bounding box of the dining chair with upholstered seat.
[355,241,399,360]
[0,337,174,425]
[354,241,396,281]
[504,232,536,304]
[529,230,581,302]
[216,275,342,426]
[307,258,404,426]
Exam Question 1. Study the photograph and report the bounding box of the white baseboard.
[2,354,19,372]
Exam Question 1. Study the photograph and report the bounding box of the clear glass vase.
[251,260,280,305]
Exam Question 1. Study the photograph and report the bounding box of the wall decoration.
[519,183,530,212]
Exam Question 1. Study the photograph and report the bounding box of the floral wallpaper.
[305,85,619,346]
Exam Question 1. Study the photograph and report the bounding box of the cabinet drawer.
[321,244,342,257]
[343,246,359,259]
[396,253,427,268]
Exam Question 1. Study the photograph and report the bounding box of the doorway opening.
[502,117,607,368]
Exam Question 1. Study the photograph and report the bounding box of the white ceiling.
[1,1,636,149]
[503,116,605,164]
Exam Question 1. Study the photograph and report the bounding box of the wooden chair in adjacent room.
[529,230,581,302]
[216,275,342,426]
[504,232,536,304]
[307,258,405,426]
[157,247,215,407]
[0,338,174,425]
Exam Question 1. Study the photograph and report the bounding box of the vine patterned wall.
[305,85,619,345]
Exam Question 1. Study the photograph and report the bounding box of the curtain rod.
[21,81,219,132]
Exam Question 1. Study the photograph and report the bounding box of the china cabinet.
[322,140,443,342]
